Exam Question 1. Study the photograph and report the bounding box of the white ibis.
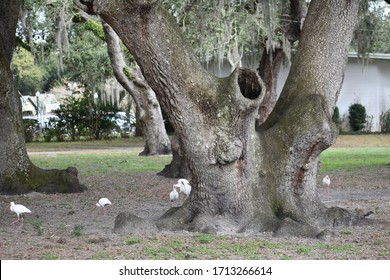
[177,178,191,198]
[9,202,31,226]
[96,198,112,215]
[322,175,331,190]
[169,185,179,205]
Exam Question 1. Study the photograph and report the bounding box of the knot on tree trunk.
[213,138,243,165]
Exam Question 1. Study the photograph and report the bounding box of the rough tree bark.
[101,19,171,156]
[0,0,84,194]
[157,133,191,178]
[75,0,364,237]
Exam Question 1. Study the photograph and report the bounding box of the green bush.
[54,95,119,141]
[348,103,366,131]
[332,106,342,130]
[23,118,40,142]
[380,110,390,133]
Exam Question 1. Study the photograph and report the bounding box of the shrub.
[348,103,366,131]
[23,118,39,142]
[42,118,58,142]
[380,110,390,133]
[54,95,119,141]
[332,106,342,129]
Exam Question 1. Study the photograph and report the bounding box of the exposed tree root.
[114,205,385,239]
[1,166,85,194]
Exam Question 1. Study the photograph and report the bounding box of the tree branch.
[0,0,20,63]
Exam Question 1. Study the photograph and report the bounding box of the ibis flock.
[6,197,113,227]
[5,176,335,226]
[5,178,192,226]
[170,178,191,205]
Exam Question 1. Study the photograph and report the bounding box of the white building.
[204,52,390,132]
[336,53,390,132]
[20,92,60,122]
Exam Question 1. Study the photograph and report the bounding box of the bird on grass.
[96,198,112,215]
[322,175,331,190]
[169,185,179,205]
[177,178,191,199]
[9,202,31,226]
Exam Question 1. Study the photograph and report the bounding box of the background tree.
[63,20,112,94]
[73,13,172,155]
[15,0,172,156]
[0,0,84,194]
[12,47,45,95]
[75,0,366,237]
[352,0,390,56]
[100,18,172,155]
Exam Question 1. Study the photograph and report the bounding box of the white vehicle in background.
[23,115,60,129]
[112,112,136,132]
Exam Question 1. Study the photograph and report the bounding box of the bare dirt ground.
[0,153,389,260]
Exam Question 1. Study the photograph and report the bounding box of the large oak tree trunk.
[75,0,363,237]
[0,0,84,194]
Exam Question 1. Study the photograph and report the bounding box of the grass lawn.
[28,149,172,174]
[27,134,390,174]
[320,147,390,173]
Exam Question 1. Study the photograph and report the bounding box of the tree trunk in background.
[157,133,191,178]
[101,19,171,156]
[0,0,84,194]
[76,0,362,237]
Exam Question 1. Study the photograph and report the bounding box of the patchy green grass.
[28,219,44,236]
[42,253,59,260]
[125,237,142,245]
[115,235,372,260]
[339,229,353,235]
[89,252,113,260]
[195,234,215,244]
[296,246,311,255]
[72,225,84,237]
